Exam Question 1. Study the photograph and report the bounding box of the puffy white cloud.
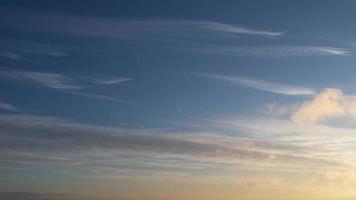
[264,102,300,117]
[291,88,356,124]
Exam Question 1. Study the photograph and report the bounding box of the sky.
[1,1,356,200]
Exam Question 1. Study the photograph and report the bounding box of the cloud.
[291,88,356,124]
[0,52,22,60]
[69,91,133,104]
[0,70,131,103]
[0,70,81,90]
[199,46,351,57]
[17,42,70,57]
[91,77,132,85]
[0,41,70,62]
[0,192,84,200]
[198,21,286,37]
[195,73,316,96]
[0,101,18,112]
[3,10,350,59]
[0,70,132,89]
[0,9,285,43]
[264,102,300,117]
[203,116,356,167]
[0,114,333,173]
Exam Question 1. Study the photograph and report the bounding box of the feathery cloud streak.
[0,70,131,103]
[195,73,316,96]
[0,70,81,90]
[0,101,18,112]
[0,9,286,55]
[0,114,337,172]
[0,10,285,39]
[200,46,351,57]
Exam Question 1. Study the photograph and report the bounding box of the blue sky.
[2,1,356,200]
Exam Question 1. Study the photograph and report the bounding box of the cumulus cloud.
[195,73,316,96]
[291,88,356,124]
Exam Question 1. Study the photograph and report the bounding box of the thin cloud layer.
[0,70,81,90]
[199,21,286,37]
[206,116,356,167]
[0,101,18,112]
[0,115,334,173]
[91,77,132,85]
[0,70,131,103]
[200,46,351,57]
[0,41,70,62]
[0,192,84,200]
[0,9,285,39]
[0,52,22,60]
[195,73,316,96]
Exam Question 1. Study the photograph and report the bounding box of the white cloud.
[291,88,356,124]
[195,73,316,96]
[264,102,300,117]
[0,70,81,90]
[199,21,286,37]
[316,47,350,56]
[0,70,132,103]
[91,77,132,85]
[0,114,333,173]
[69,91,132,104]
[200,46,351,57]
[0,9,285,40]
[203,116,356,167]
[0,101,18,112]
[0,52,22,60]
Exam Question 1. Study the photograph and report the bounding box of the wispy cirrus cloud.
[3,9,351,60]
[0,70,132,89]
[0,70,132,103]
[0,9,285,41]
[203,116,356,166]
[0,70,81,90]
[200,46,351,57]
[0,101,18,112]
[196,21,286,37]
[194,73,316,96]
[69,91,132,104]
[0,52,22,60]
[90,77,132,85]
[0,41,71,63]
[0,192,85,200]
[0,114,335,173]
